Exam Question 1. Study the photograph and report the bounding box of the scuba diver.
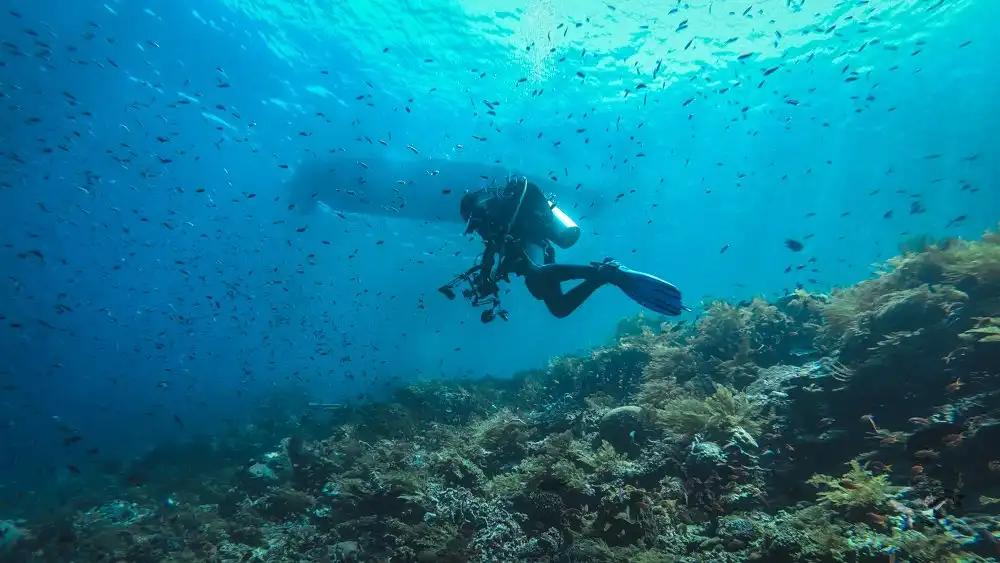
[438,176,687,323]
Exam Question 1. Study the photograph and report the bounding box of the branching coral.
[430,454,486,489]
[892,527,979,563]
[570,440,638,478]
[819,282,967,353]
[783,504,854,561]
[938,225,1000,289]
[634,377,683,408]
[511,432,590,492]
[613,312,660,340]
[960,316,1000,344]
[469,408,532,468]
[395,380,507,426]
[544,345,651,401]
[513,368,553,409]
[689,301,748,359]
[656,385,770,446]
[782,500,977,563]
[641,342,700,383]
[688,299,793,372]
[806,459,901,510]
[483,471,528,499]
[425,483,530,561]
[819,224,1000,350]
[785,288,829,317]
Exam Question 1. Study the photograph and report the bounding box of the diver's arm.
[472,238,501,289]
[480,242,497,276]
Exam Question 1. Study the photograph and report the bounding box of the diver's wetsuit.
[462,180,609,318]
[517,244,607,319]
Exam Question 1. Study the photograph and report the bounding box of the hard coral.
[717,516,758,543]
[599,405,647,452]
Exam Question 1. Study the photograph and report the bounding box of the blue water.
[0,0,997,497]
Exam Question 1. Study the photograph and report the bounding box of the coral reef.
[4,225,1000,562]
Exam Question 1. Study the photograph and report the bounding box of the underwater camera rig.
[438,176,582,324]
[437,259,509,324]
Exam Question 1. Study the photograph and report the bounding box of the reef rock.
[599,405,645,452]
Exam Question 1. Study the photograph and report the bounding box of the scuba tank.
[502,175,582,249]
[543,200,581,249]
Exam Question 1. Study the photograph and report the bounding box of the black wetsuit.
[463,180,608,318]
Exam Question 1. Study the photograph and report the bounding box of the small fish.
[946,214,967,228]
[785,239,804,252]
[719,244,731,254]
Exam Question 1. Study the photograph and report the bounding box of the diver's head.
[460,189,491,233]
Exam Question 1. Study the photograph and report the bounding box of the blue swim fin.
[597,260,686,316]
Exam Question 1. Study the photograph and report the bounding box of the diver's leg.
[517,242,609,318]
[525,264,607,318]
[533,263,601,282]
[547,277,605,318]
